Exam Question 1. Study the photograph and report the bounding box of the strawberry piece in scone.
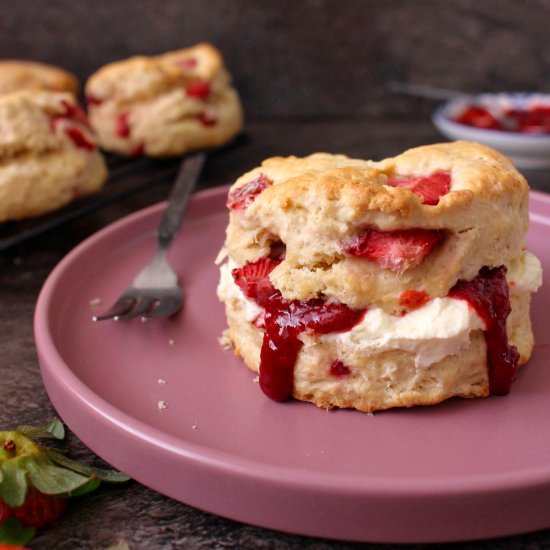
[387,171,451,205]
[343,227,444,272]
[232,257,281,307]
[226,173,272,211]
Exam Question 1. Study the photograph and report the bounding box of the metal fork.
[93,152,205,322]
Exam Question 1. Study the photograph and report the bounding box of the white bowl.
[432,93,550,170]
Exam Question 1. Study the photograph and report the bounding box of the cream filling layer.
[217,251,542,368]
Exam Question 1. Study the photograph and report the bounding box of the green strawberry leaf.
[56,476,101,498]
[47,450,130,483]
[17,418,65,440]
[27,461,93,496]
[0,463,28,507]
[0,517,35,545]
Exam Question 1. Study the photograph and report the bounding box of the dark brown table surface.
[2,118,550,549]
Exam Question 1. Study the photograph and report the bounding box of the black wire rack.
[0,134,246,253]
[0,155,181,253]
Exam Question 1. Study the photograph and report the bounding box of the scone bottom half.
[217,141,543,413]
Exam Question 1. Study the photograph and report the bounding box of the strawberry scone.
[217,142,542,412]
[0,90,107,222]
[0,60,79,96]
[85,43,243,157]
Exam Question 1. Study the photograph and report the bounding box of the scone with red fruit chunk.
[0,90,107,223]
[85,43,243,157]
[0,60,79,96]
[217,141,542,412]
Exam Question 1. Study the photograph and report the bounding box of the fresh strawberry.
[399,290,430,311]
[0,419,129,545]
[0,545,29,549]
[387,171,451,205]
[177,57,198,70]
[86,94,103,106]
[453,106,503,130]
[63,127,96,152]
[186,81,211,99]
[196,112,217,126]
[343,227,444,272]
[131,142,146,157]
[49,100,96,152]
[232,258,281,307]
[59,99,90,127]
[329,360,352,377]
[11,490,65,529]
[226,173,271,211]
[115,113,131,138]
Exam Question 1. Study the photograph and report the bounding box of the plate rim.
[34,186,550,542]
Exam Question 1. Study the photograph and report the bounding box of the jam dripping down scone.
[0,90,107,223]
[85,43,244,157]
[0,60,79,96]
[217,141,542,412]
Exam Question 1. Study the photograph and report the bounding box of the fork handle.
[157,152,206,249]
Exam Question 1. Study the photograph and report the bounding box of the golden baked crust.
[0,60,78,96]
[218,142,541,413]
[0,90,107,222]
[85,43,243,157]
[225,142,528,312]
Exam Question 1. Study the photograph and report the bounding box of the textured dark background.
[2,0,550,118]
[3,2,550,548]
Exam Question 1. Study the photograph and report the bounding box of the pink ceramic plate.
[35,187,550,543]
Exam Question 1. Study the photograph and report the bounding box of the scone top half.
[0,60,79,96]
[85,43,243,157]
[224,141,529,313]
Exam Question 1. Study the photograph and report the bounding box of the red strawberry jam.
[232,258,364,401]
[186,81,211,99]
[387,171,451,205]
[116,113,131,138]
[226,173,272,211]
[449,266,519,395]
[399,290,430,311]
[343,227,444,272]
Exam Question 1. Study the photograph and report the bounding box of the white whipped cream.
[319,299,484,367]
[508,251,543,293]
[217,250,542,368]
